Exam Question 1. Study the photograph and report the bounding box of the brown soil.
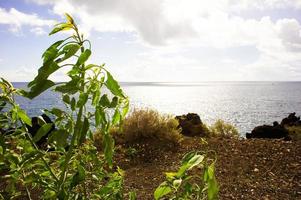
[115,137,301,200]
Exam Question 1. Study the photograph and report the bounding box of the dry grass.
[286,126,301,141]
[93,108,183,149]
[209,119,239,138]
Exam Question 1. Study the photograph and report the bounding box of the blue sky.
[1,0,301,82]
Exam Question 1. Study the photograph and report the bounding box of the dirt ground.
[115,137,301,200]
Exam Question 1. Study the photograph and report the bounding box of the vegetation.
[209,119,239,138]
[286,126,301,141]
[154,151,218,200]
[0,14,218,200]
[0,13,129,199]
[94,108,183,146]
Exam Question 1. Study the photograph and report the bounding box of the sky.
[1,0,301,82]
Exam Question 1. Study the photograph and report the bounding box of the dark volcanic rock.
[246,122,289,139]
[175,113,206,137]
[281,112,301,126]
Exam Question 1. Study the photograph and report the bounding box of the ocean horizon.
[13,81,301,137]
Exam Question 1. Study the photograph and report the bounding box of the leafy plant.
[1,13,129,199]
[154,151,218,200]
[209,119,239,138]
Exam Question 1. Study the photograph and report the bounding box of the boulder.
[175,113,206,137]
[281,112,301,126]
[246,122,289,139]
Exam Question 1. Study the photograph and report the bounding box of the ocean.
[12,82,301,136]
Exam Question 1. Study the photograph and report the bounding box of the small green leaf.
[71,97,76,111]
[49,23,73,35]
[50,108,64,117]
[78,117,89,145]
[33,123,53,143]
[77,93,88,107]
[103,133,114,166]
[105,71,125,98]
[76,49,91,66]
[65,13,74,24]
[70,164,86,188]
[112,109,121,125]
[17,108,32,126]
[110,96,118,108]
[99,94,110,107]
[49,129,69,148]
[60,44,80,62]
[62,94,70,104]
[154,182,172,200]
[92,89,100,106]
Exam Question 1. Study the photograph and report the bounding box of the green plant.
[209,119,239,138]
[1,13,129,199]
[112,108,183,145]
[154,151,218,200]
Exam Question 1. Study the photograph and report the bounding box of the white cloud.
[0,7,55,34]
[25,0,301,80]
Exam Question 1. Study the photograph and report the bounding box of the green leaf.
[54,76,79,94]
[110,96,118,108]
[49,23,73,35]
[78,117,89,145]
[121,100,129,118]
[23,79,55,99]
[16,107,32,126]
[95,107,106,127]
[105,71,125,98]
[28,61,59,88]
[129,191,136,200]
[77,93,88,107]
[49,129,69,148]
[205,163,219,200]
[70,164,86,188]
[65,13,74,25]
[99,94,110,107]
[103,133,114,166]
[42,40,64,63]
[76,49,91,66]
[71,97,76,111]
[32,123,53,143]
[60,44,80,62]
[62,94,70,104]
[92,89,100,106]
[154,182,172,200]
[112,109,121,125]
[50,108,64,117]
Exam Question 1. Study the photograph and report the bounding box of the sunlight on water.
[13,82,301,136]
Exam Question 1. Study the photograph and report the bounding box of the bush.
[209,119,239,138]
[286,126,301,141]
[94,108,183,147]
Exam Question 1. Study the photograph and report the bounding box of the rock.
[175,113,207,137]
[246,122,290,139]
[280,112,301,126]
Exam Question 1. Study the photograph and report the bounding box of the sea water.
[13,82,301,136]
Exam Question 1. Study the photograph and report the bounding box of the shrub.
[94,108,183,147]
[209,119,239,138]
[286,126,301,141]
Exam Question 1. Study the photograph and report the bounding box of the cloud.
[0,7,55,34]
[25,0,301,80]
